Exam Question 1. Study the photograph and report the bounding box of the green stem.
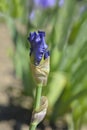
[29,84,43,130]
[29,123,37,130]
[34,84,42,111]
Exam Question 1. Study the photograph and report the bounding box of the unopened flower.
[28,31,50,86]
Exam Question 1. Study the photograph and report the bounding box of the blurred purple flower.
[34,0,56,8]
[58,0,64,7]
[28,31,49,65]
[29,11,35,21]
[80,6,87,14]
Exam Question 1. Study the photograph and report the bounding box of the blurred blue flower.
[29,11,35,21]
[80,6,87,14]
[28,31,49,65]
[34,0,56,8]
[58,0,64,7]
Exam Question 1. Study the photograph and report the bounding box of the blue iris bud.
[28,31,50,85]
[28,31,49,66]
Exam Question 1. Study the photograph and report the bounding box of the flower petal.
[28,31,49,65]
[44,51,50,59]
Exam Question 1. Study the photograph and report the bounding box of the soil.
[0,23,87,130]
[0,23,30,130]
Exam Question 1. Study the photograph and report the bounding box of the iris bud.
[28,31,50,86]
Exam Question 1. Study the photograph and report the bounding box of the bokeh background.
[0,0,87,130]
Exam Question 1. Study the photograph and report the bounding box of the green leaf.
[68,11,87,44]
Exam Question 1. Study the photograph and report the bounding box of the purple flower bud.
[28,31,49,65]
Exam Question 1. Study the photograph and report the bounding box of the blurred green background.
[0,0,87,130]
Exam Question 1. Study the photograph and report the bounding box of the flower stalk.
[28,31,50,130]
[29,84,42,130]
[34,84,43,111]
